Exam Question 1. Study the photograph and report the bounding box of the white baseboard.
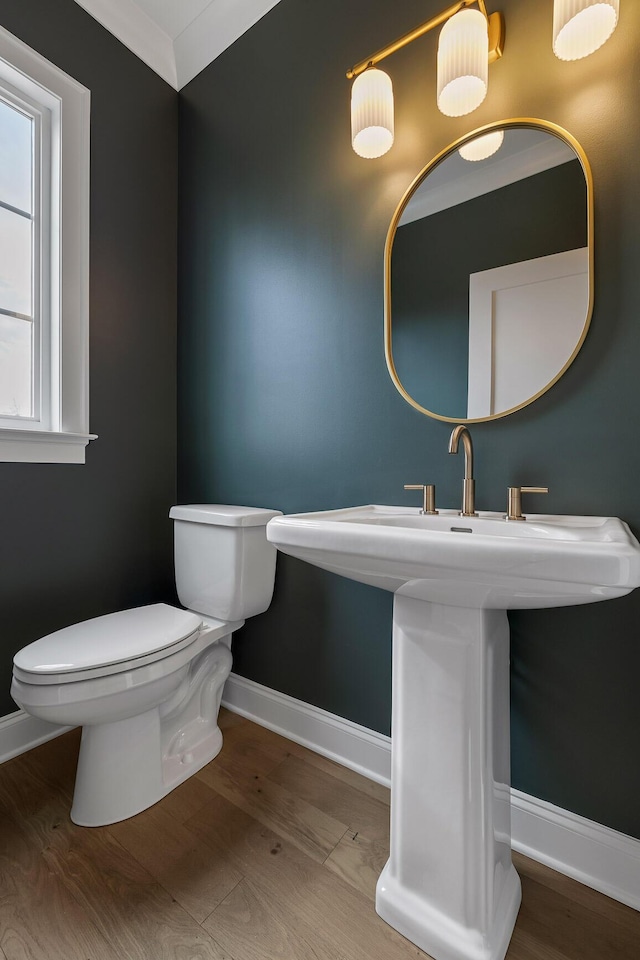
[0,709,73,764]
[510,789,640,911]
[222,672,392,786]
[222,672,640,913]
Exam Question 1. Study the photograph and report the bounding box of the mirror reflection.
[388,123,591,422]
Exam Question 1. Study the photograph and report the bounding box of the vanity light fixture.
[553,0,620,61]
[351,67,395,159]
[347,0,504,158]
[437,8,489,118]
[458,128,504,160]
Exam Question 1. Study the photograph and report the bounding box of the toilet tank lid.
[13,604,203,676]
[170,504,282,527]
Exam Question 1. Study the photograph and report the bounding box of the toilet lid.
[13,604,203,679]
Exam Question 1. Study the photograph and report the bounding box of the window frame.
[0,24,94,463]
[0,83,46,427]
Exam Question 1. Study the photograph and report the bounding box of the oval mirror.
[385,120,593,422]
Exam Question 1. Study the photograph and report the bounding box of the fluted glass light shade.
[459,129,504,162]
[553,0,619,60]
[437,9,489,118]
[351,68,394,159]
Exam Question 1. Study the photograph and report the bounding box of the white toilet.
[11,504,281,827]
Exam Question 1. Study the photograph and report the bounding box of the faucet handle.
[506,486,549,522]
[404,484,439,515]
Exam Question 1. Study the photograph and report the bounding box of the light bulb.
[459,130,504,162]
[553,0,619,61]
[437,9,489,118]
[351,68,394,159]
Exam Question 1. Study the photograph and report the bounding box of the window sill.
[0,428,97,464]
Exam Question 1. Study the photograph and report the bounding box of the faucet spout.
[448,424,474,477]
[448,425,478,517]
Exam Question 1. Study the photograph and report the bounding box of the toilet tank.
[169,505,282,622]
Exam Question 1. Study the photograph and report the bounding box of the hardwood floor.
[0,709,638,960]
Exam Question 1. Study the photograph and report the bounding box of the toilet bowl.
[11,504,281,827]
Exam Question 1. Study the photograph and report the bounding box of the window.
[0,25,93,463]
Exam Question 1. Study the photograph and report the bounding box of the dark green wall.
[178,0,640,839]
[0,0,178,715]
[392,160,587,417]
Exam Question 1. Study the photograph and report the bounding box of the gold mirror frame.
[384,118,595,423]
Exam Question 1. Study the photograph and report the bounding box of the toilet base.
[70,640,232,826]
[70,712,224,826]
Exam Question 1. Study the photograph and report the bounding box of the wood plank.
[0,753,234,960]
[196,760,348,864]
[0,732,232,959]
[41,821,232,960]
[324,828,388,901]
[509,873,640,960]
[109,802,243,923]
[156,773,220,824]
[1,765,227,960]
[185,793,425,960]
[219,714,391,806]
[218,707,250,731]
[285,740,391,806]
[0,808,115,960]
[17,727,81,793]
[0,741,75,824]
[268,753,390,844]
[507,925,572,960]
[513,851,640,940]
[1,876,113,960]
[213,721,292,779]
[204,877,342,960]
[220,714,303,761]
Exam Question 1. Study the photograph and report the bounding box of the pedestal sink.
[266,505,640,960]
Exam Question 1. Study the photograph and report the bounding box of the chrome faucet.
[448,425,478,517]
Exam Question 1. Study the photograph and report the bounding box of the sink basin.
[267,505,640,609]
[266,504,640,960]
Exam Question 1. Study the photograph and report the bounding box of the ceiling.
[72,0,282,89]
[134,0,214,40]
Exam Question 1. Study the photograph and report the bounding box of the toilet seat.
[12,603,210,685]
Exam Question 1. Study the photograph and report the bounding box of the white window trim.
[0,25,95,464]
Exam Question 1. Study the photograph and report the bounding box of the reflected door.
[467,247,589,417]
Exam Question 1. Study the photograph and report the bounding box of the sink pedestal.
[376,596,522,960]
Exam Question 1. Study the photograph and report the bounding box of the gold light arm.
[346,1,504,80]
